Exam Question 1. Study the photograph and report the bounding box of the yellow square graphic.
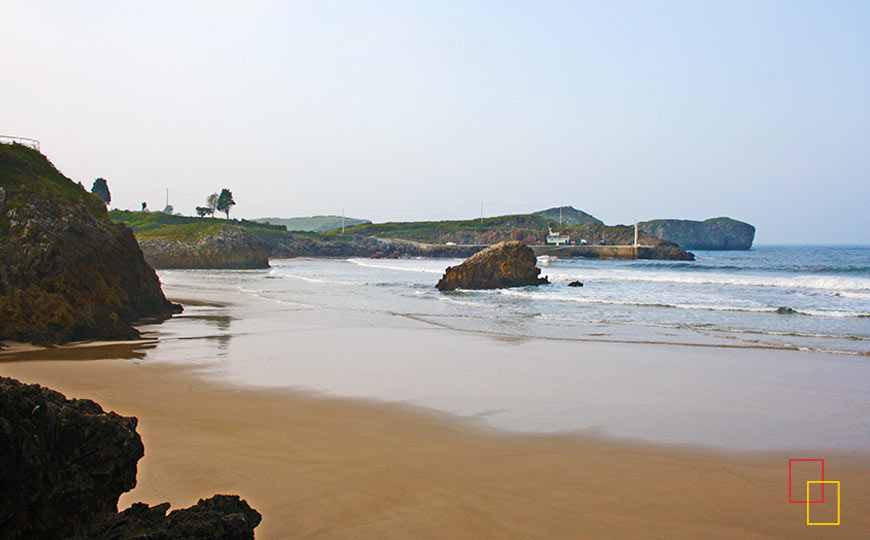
[806,481,840,526]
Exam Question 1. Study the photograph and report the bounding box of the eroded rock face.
[138,227,271,269]
[0,143,181,345]
[638,217,755,250]
[0,376,263,540]
[66,495,262,540]
[0,376,144,540]
[436,241,549,291]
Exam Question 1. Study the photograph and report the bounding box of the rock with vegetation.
[65,495,262,540]
[533,205,602,225]
[0,376,262,540]
[0,376,144,540]
[436,241,549,291]
[0,143,181,345]
[137,226,271,269]
[255,214,371,232]
[638,217,755,250]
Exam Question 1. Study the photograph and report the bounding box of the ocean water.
[166,245,869,356]
[148,244,870,449]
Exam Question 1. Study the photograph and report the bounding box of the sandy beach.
[2,278,869,539]
[2,356,867,539]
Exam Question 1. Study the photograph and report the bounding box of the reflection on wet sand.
[0,341,156,362]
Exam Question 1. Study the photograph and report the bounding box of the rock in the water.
[436,241,548,291]
[66,495,262,540]
[638,217,755,250]
[0,376,144,540]
[568,281,583,287]
[0,143,181,345]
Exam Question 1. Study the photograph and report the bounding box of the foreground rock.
[138,227,271,269]
[436,241,548,291]
[0,376,144,540]
[0,143,181,345]
[66,495,262,540]
[638,217,755,250]
[0,376,262,540]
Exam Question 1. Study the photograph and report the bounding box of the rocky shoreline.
[0,144,181,345]
[0,376,261,540]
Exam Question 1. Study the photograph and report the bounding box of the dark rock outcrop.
[436,241,548,291]
[0,376,144,540]
[568,281,583,287]
[138,227,271,269]
[638,217,755,250]
[66,495,262,540]
[0,376,262,540]
[0,143,181,345]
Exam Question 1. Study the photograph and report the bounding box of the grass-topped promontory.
[109,211,287,241]
[0,143,107,231]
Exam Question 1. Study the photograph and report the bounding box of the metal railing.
[0,135,40,151]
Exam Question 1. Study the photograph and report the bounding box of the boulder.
[0,376,262,540]
[436,241,548,291]
[0,376,144,540]
[568,281,583,287]
[65,495,262,540]
[0,143,181,345]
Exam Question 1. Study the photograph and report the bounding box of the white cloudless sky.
[1,0,867,243]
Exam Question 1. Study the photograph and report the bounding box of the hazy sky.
[2,1,867,243]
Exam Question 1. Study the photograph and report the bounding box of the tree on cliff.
[91,178,111,205]
[216,188,235,219]
[206,192,219,216]
[195,206,210,217]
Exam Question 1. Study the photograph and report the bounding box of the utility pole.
[166,188,169,208]
[342,209,345,234]
[559,207,563,226]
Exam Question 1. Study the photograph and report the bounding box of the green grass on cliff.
[109,211,287,241]
[0,143,107,223]
[321,214,555,240]
[254,215,371,232]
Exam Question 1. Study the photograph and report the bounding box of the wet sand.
[2,355,868,539]
[2,280,869,538]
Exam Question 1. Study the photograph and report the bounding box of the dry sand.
[2,357,867,539]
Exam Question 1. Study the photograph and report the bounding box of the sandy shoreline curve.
[2,357,868,539]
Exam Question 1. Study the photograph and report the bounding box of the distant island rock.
[0,143,181,345]
[0,376,261,540]
[436,241,549,291]
[254,215,371,232]
[533,205,602,225]
[638,218,755,250]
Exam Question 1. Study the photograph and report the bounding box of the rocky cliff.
[0,144,181,345]
[0,376,261,540]
[138,227,271,269]
[638,217,755,250]
[436,241,549,291]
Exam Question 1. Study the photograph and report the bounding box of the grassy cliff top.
[109,211,287,241]
[254,215,371,232]
[0,143,107,219]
